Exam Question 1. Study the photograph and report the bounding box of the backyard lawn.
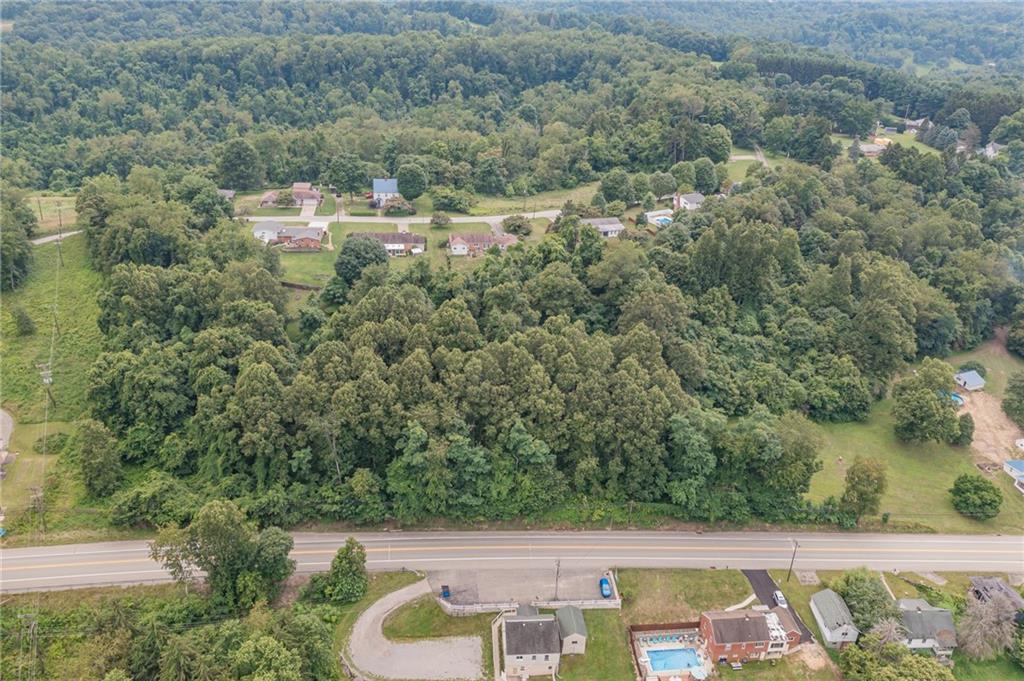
[277,222,397,287]
[874,127,937,155]
[727,158,760,182]
[26,193,77,235]
[808,400,1024,534]
[381,595,495,678]
[618,568,751,624]
[468,182,600,216]
[402,222,494,271]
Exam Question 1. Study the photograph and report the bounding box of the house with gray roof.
[809,589,859,648]
[954,370,985,391]
[898,599,957,658]
[555,605,587,655]
[674,191,705,211]
[581,217,625,238]
[251,221,325,251]
[372,178,400,206]
[503,610,561,679]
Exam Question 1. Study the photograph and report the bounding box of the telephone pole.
[786,538,799,582]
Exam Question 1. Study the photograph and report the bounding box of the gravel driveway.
[348,578,483,680]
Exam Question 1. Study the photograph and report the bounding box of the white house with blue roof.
[953,370,985,391]
[372,178,400,205]
[1004,460,1024,495]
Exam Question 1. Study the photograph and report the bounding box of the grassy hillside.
[0,235,102,423]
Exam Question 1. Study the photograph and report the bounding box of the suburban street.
[2,531,1021,593]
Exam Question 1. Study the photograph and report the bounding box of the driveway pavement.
[348,578,483,680]
[742,568,814,643]
[427,568,606,606]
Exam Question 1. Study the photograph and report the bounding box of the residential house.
[700,608,800,664]
[674,192,705,211]
[898,599,957,659]
[372,178,400,206]
[503,608,561,679]
[448,232,518,256]
[217,189,236,201]
[954,370,985,391]
[905,118,929,134]
[1004,460,1024,495]
[809,589,860,649]
[349,232,425,256]
[581,217,625,238]
[643,209,674,227]
[984,141,1007,159]
[259,182,323,207]
[251,222,325,251]
[555,605,587,655]
[968,576,1024,612]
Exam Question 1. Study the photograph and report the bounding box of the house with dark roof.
[969,576,1024,611]
[809,589,859,648]
[700,608,799,664]
[372,178,400,206]
[581,217,625,238]
[555,605,587,655]
[954,370,985,391]
[898,599,957,659]
[348,232,426,256]
[503,608,561,679]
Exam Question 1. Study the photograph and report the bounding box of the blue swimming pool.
[648,647,700,671]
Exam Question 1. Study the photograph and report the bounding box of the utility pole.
[55,207,65,267]
[786,538,799,583]
[37,364,56,408]
[554,558,561,601]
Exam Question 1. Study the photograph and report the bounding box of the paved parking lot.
[427,568,608,605]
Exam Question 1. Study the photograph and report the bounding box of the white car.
[773,590,788,608]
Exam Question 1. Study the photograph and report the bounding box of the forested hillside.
[2,1,1024,537]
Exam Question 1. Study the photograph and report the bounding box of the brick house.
[700,608,800,664]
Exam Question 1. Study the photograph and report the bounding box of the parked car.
[773,590,788,607]
[600,577,612,598]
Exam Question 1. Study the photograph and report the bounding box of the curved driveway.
[2,531,1022,593]
[348,578,482,680]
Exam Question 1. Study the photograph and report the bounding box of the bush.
[953,413,975,446]
[430,187,475,213]
[957,360,987,377]
[110,470,200,527]
[32,432,69,454]
[1007,320,1024,358]
[430,211,451,229]
[382,197,415,216]
[605,200,626,217]
[950,474,1003,520]
[303,537,368,604]
[10,305,35,336]
[274,189,295,207]
[501,214,532,237]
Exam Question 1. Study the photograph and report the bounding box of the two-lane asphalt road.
[2,531,1021,593]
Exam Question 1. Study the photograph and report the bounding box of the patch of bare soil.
[960,390,1023,466]
[795,643,834,672]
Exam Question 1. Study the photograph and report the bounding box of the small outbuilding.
[954,370,986,391]
[555,605,587,655]
[809,589,860,649]
[1005,460,1024,495]
[581,217,625,238]
[969,576,1024,611]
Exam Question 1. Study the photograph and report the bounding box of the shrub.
[10,305,35,336]
[1004,372,1024,428]
[430,187,475,213]
[274,189,294,207]
[430,211,451,229]
[953,413,974,446]
[303,537,368,604]
[32,432,69,454]
[605,200,626,217]
[501,214,532,237]
[382,197,415,216]
[950,474,1002,520]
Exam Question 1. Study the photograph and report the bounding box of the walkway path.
[348,578,483,680]
[30,230,82,246]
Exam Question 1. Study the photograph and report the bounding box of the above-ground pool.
[648,647,700,672]
[951,392,965,407]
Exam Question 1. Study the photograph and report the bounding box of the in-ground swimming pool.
[647,647,700,672]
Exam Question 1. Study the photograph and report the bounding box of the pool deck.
[632,627,711,680]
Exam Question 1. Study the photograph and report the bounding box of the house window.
[531,655,537,660]
[544,655,549,661]
[755,642,763,648]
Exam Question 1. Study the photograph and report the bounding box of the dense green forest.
[2,0,1024,535]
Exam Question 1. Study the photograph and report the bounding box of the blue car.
[600,577,612,598]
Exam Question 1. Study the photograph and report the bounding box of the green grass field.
[381,594,495,678]
[469,182,600,216]
[874,127,937,155]
[0,235,102,423]
[727,158,760,182]
[315,192,337,217]
[26,194,77,236]
[808,400,1024,534]
[618,568,751,623]
[277,222,397,287]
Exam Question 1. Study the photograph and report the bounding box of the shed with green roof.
[555,605,587,655]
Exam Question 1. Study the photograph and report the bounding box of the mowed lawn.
[948,336,1024,398]
[402,222,494,271]
[0,235,102,423]
[278,222,397,287]
[808,400,1024,533]
[469,182,600,216]
[26,194,77,235]
[233,189,301,216]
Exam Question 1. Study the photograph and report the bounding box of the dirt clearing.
[960,390,1023,466]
